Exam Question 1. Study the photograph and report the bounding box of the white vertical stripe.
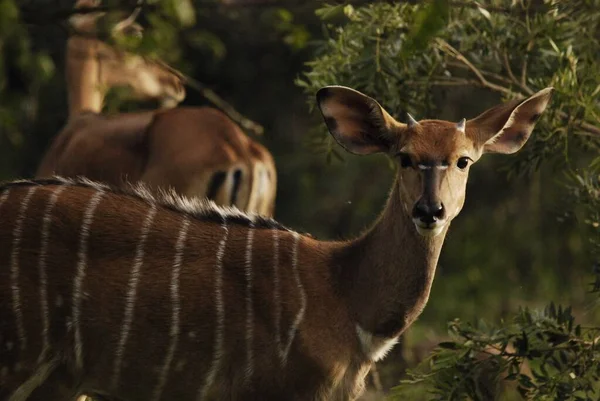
[244,222,255,383]
[112,203,157,389]
[37,185,67,363]
[198,217,229,401]
[11,186,38,351]
[281,231,306,364]
[0,188,10,208]
[72,190,104,369]
[152,215,190,401]
[272,228,283,361]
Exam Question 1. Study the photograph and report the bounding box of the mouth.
[413,219,446,237]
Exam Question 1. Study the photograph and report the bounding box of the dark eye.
[456,157,470,170]
[399,154,413,168]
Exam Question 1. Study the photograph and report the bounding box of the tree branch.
[502,49,533,95]
[135,57,264,135]
[182,75,264,136]
[435,39,600,138]
[446,61,514,87]
[436,39,514,96]
[521,56,529,89]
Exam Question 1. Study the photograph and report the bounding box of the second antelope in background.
[36,0,276,216]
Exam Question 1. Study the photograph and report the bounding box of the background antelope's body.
[0,178,365,401]
[37,108,277,216]
[36,0,276,216]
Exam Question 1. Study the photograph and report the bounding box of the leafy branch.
[298,1,600,168]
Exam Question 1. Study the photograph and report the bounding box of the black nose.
[412,199,445,224]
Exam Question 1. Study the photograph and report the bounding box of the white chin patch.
[414,223,445,237]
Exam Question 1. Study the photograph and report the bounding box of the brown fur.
[2,85,551,400]
[0,179,364,400]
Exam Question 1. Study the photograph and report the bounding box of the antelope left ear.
[468,88,554,154]
[316,86,399,155]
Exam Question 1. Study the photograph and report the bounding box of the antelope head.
[66,0,185,115]
[317,86,553,237]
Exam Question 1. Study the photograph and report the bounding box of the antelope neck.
[67,38,104,117]
[335,178,448,341]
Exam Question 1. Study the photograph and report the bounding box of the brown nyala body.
[1,85,552,400]
[36,0,276,216]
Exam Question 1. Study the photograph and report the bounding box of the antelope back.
[139,107,277,216]
[38,108,277,216]
[0,177,358,401]
[36,112,155,187]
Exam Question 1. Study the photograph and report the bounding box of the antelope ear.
[468,87,554,154]
[70,0,105,32]
[316,86,399,155]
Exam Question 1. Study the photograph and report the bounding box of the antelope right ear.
[316,86,398,155]
[468,87,554,154]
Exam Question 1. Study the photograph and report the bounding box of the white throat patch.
[355,325,399,362]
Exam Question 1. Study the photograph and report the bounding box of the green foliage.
[298,0,600,171]
[262,8,310,51]
[0,0,54,149]
[402,0,449,57]
[392,304,600,400]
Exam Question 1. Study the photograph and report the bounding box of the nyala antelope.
[36,0,276,216]
[0,85,552,400]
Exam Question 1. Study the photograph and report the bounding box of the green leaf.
[477,6,492,21]
[172,0,196,27]
[315,4,346,21]
[438,341,459,350]
[402,0,449,57]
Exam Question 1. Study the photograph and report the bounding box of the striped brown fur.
[1,85,552,400]
[0,178,344,400]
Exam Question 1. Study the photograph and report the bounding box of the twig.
[148,58,264,135]
[437,24,600,139]
[182,75,264,136]
[502,50,518,87]
[435,39,600,138]
[578,121,600,137]
[521,56,529,91]
[503,49,533,95]
[406,79,481,87]
[435,39,514,96]
[446,61,514,86]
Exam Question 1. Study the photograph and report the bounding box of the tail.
[246,161,275,217]
[205,164,251,212]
